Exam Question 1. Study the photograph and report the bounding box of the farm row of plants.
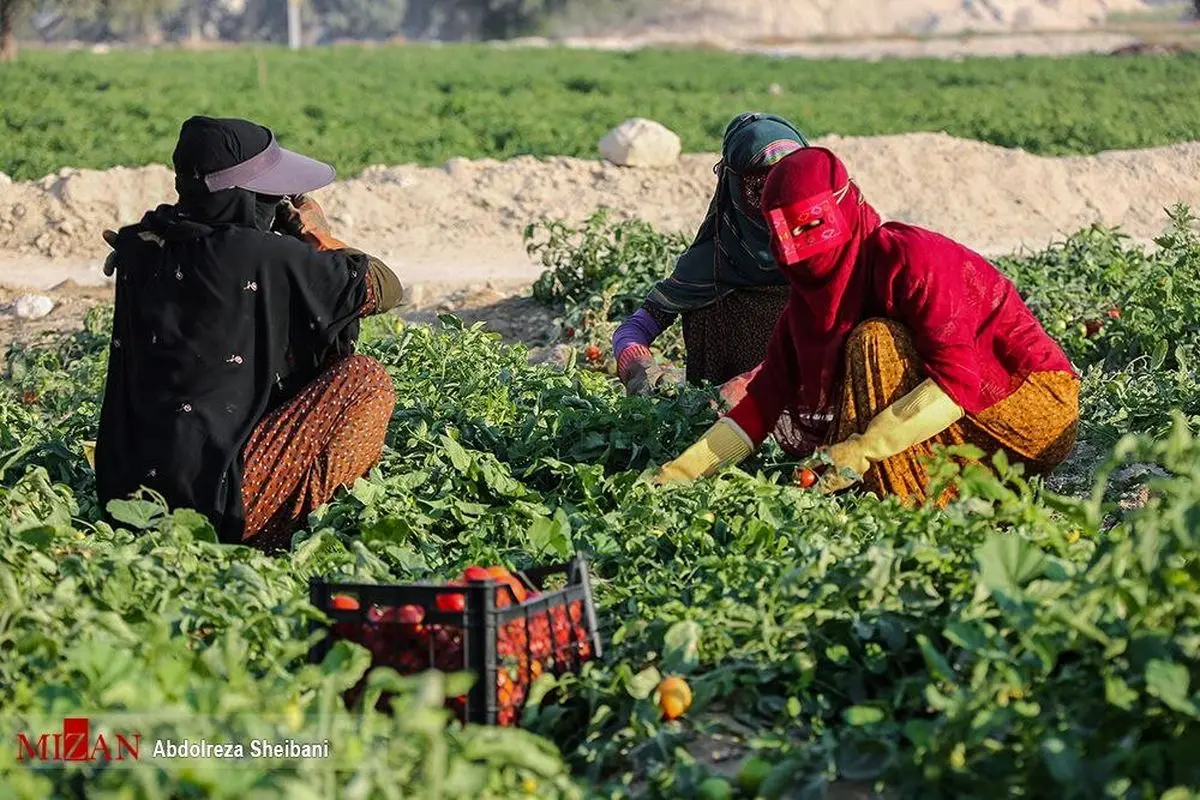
[3,47,1199,180]
[1,208,1199,797]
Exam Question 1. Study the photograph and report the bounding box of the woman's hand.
[621,349,685,396]
[102,229,119,276]
[276,195,345,251]
[713,364,762,411]
[654,418,754,485]
[793,443,865,495]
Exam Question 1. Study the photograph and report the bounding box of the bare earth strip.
[1,133,1198,300]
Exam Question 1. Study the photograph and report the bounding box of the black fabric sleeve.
[276,238,370,350]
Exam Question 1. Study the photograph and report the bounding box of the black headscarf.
[95,117,370,543]
[645,113,809,313]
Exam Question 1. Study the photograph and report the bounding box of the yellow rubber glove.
[655,418,754,485]
[827,378,965,477]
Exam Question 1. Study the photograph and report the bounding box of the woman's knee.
[338,355,395,398]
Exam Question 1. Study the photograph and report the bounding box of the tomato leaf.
[627,666,661,700]
[662,620,701,675]
[106,498,164,530]
[1145,660,1200,717]
[976,533,1048,597]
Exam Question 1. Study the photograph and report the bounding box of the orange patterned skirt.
[828,319,1079,506]
[240,354,395,552]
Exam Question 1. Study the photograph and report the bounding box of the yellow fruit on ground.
[657,675,692,720]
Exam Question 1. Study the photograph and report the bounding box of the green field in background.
[1,45,1198,180]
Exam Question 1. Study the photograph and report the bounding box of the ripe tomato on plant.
[658,676,692,720]
[585,345,602,362]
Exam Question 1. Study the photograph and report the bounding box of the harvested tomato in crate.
[309,554,602,726]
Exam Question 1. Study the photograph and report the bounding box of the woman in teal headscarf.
[612,112,808,406]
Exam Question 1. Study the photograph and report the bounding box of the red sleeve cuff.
[725,391,771,446]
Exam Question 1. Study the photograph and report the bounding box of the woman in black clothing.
[96,116,403,551]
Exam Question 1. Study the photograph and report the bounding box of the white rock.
[13,295,55,320]
[598,118,681,168]
[768,83,783,95]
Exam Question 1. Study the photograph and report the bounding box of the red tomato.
[432,625,464,670]
[436,581,466,613]
[395,604,425,626]
[796,468,818,488]
[1084,319,1103,338]
[330,594,360,611]
[395,604,424,623]
[1108,308,1121,319]
[396,651,424,673]
[461,565,491,582]
[585,345,602,362]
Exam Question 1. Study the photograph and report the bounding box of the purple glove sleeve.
[612,308,663,358]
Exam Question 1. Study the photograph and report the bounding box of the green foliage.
[0,471,582,799]
[3,47,1200,179]
[527,208,690,361]
[2,210,1200,796]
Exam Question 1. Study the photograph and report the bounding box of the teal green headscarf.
[646,112,809,314]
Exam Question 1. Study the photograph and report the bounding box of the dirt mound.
[1,132,1199,292]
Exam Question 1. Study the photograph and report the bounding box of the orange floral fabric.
[829,319,1079,506]
[240,354,395,552]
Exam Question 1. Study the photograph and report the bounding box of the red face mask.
[765,190,851,267]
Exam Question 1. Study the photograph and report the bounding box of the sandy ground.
[2,131,1198,350]
[3,132,1199,292]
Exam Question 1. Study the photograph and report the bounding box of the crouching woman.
[656,147,1079,504]
[96,116,403,550]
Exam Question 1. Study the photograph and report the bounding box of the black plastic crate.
[309,554,602,726]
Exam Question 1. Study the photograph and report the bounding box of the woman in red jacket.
[656,147,1079,505]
